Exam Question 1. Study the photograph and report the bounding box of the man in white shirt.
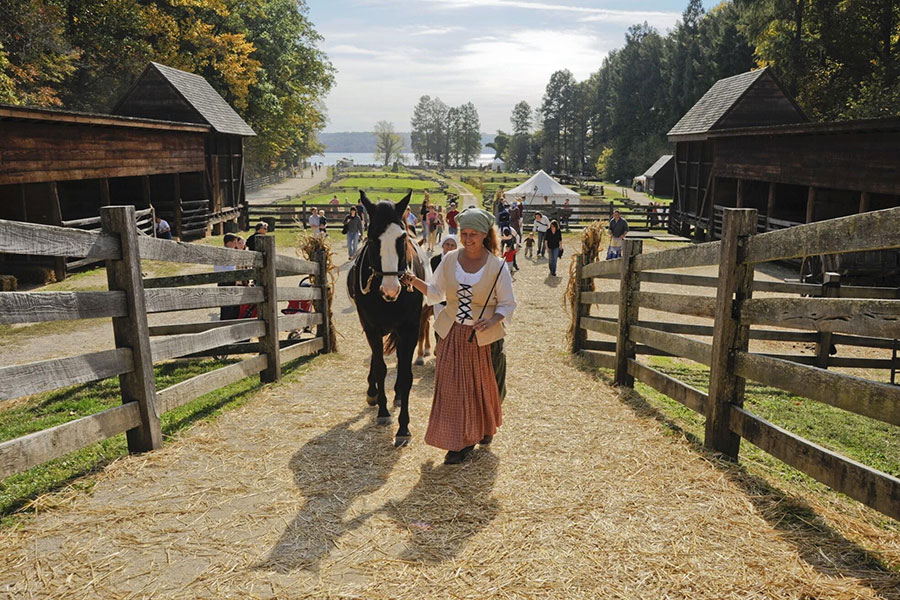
[532,211,551,258]
[308,208,322,236]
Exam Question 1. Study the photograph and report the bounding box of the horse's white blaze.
[378,223,405,298]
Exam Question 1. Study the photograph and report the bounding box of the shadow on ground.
[580,363,900,598]
[385,451,500,564]
[258,409,402,573]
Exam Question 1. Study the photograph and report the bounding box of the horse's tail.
[384,332,398,356]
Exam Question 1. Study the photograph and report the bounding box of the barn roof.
[114,62,256,137]
[667,68,805,141]
[0,103,210,133]
[642,154,673,178]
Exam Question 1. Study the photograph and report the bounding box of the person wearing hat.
[246,221,268,251]
[402,208,516,464]
[445,202,459,235]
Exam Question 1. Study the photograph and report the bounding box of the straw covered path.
[1,252,897,599]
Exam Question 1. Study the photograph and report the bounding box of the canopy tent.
[490,157,505,172]
[502,170,581,205]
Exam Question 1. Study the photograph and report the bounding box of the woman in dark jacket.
[544,219,563,277]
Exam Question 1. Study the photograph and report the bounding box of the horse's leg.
[364,327,390,424]
[393,328,416,446]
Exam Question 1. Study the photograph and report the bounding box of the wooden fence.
[572,206,900,521]
[0,205,331,479]
[520,203,670,232]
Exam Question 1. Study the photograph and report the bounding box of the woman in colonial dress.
[402,208,516,464]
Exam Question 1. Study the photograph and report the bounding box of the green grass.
[333,177,437,191]
[288,190,451,207]
[0,353,319,527]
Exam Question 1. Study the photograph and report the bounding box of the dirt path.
[246,168,327,205]
[446,179,479,207]
[1,253,897,599]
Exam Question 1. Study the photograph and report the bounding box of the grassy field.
[332,177,438,191]
[0,353,321,527]
[286,189,451,207]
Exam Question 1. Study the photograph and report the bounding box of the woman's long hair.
[483,226,501,255]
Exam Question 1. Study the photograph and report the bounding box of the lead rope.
[356,240,415,296]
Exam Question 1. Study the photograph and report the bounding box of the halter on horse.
[348,190,430,446]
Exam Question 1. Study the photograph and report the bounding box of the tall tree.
[486,130,509,159]
[508,100,532,170]
[458,102,481,167]
[410,95,432,162]
[373,121,405,166]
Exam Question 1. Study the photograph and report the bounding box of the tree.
[458,102,481,167]
[486,130,509,159]
[508,101,532,170]
[410,95,431,162]
[510,101,532,135]
[373,121,405,167]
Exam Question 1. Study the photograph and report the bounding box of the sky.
[308,0,690,133]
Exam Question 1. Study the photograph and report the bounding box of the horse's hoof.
[366,394,378,407]
[393,397,401,408]
[394,435,411,447]
[414,357,425,366]
[377,416,392,425]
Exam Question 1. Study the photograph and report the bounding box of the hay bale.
[0,274,17,291]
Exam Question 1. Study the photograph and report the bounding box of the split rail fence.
[0,205,332,479]
[521,203,670,232]
[572,207,900,521]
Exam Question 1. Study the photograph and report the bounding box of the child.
[501,227,519,275]
[524,233,535,258]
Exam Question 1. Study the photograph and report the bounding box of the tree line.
[497,0,899,181]
[0,0,334,176]
[409,96,482,167]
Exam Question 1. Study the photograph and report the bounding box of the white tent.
[502,170,581,205]
[490,157,505,172]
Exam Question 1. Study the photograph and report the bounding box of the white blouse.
[426,256,517,325]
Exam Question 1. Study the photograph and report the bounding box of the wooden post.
[765,182,776,231]
[101,206,162,453]
[704,208,757,460]
[614,239,642,386]
[735,179,744,209]
[257,235,282,382]
[572,254,589,354]
[706,176,717,241]
[805,186,817,224]
[302,200,308,229]
[173,174,182,240]
[815,272,840,369]
[859,191,870,214]
[99,178,111,206]
[47,182,67,281]
[315,248,332,353]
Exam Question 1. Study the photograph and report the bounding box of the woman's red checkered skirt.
[424,322,502,451]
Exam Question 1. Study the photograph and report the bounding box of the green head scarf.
[455,207,495,234]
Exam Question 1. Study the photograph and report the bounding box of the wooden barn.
[641,154,674,197]
[667,68,900,283]
[0,62,254,281]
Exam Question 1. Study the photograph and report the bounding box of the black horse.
[348,190,430,446]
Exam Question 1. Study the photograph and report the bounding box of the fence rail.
[0,206,332,480]
[572,206,900,522]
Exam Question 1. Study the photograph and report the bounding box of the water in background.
[311,152,495,167]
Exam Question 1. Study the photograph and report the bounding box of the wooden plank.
[313,249,332,353]
[638,271,718,288]
[733,351,900,427]
[148,319,254,336]
[276,287,323,301]
[142,269,257,289]
[827,357,899,369]
[632,241,721,272]
[138,236,263,267]
[258,236,282,382]
[579,349,616,369]
[634,291,717,319]
[157,354,268,414]
[0,218,120,259]
[582,258,621,279]
[579,316,618,337]
[0,348,133,402]
[279,313,323,332]
[740,298,900,339]
[0,291,127,325]
[742,206,900,264]
[751,280,822,295]
[0,402,142,479]
[630,325,713,365]
[580,291,619,305]
[144,287,265,313]
[837,286,900,300]
[102,206,162,453]
[729,406,900,521]
[273,254,319,275]
[150,320,266,361]
[279,337,325,364]
[627,359,707,414]
[831,333,898,350]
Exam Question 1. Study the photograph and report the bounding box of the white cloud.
[408,26,464,36]
[329,44,382,56]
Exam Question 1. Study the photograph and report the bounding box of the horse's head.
[360,189,411,302]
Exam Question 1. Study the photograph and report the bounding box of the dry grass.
[295,231,338,353]
[0,250,898,599]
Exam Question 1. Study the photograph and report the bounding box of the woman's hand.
[474,314,502,331]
